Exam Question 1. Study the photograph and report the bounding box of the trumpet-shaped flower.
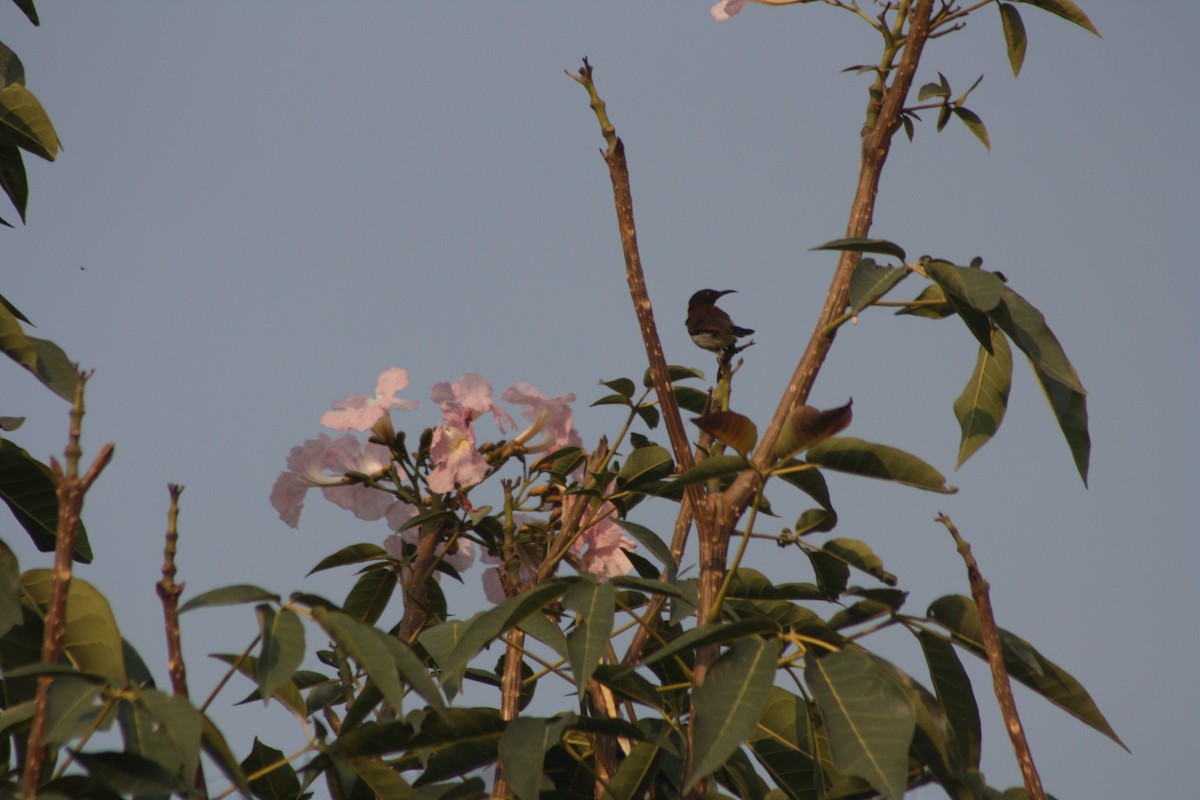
[270,434,401,527]
[712,0,812,21]
[502,382,581,454]
[566,496,636,581]
[432,373,516,432]
[320,367,419,432]
[427,407,488,494]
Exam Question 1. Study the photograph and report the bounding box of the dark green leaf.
[616,444,674,490]
[0,438,91,561]
[26,335,77,401]
[747,687,817,800]
[806,436,956,493]
[615,519,676,581]
[602,739,663,800]
[811,237,906,261]
[928,595,1125,748]
[686,636,777,792]
[954,331,1012,468]
[591,393,633,409]
[563,577,615,698]
[241,738,303,800]
[643,363,705,388]
[794,507,838,535]
[256,606,306,703]
[179,583,279,613]
[343,566,397,624]
[308,543,388,576]
[849,258,909,313]
[0,538,19,637]
[440,580,571,696]
[806,548,849,599]
[312,607,408,713]
[641,619,778,667]
[999,4,1028,76]
[988,286,1084,394]
[601,377,636,398]
[73,751,185,796]
[917,631,981,770]
[497,716,571,800]
[350,756,419,799]
[918,82,949,101]
[8,1,38,26]
[806,649,916,800]
[670,454,751,488]
[673,385,711,415]
[43,674,105,746]
[0,143,27,222]
[1016,0,1101,36]
[774,461,833,509]
[923,259,1006,313]
[895,283,954,319]
[201,712,253,797]
[823,538,896,586]
[591,664,664,711]
[1032,364,1090,485]
[953,107,990,151]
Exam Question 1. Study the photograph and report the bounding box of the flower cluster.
[271,368,633,600]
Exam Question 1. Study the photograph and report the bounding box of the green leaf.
[211,653,308,718]
[136,689,204,786]
[954,331,1012,468]
[928,594,1125,748]
[805,437,956,493]
[895,284,954,319]
[1032,363,1090,485]
[822,538,896,586]
[8,1,38,26]
[563,577,615,698]
[953,107,990,151]
[43,674,105,746]
[643,363,705,388]
[497,716,571,800]
[26,336,78,401]
[746,687,817,800]
[811,237,906,261]
[440,580,571,695]
[923,259,1006,313]
[350,756,419,799]
[849,258,909,313]
[343,566,397,625]
[642,619,778,667]
[806,548,849,599]
[179,583,279,613]
[988,286,1084,394]
[22,570,125,683]
[601,377,636,398]
[0,439,91,562]
[312,607,408,713]
[686,636,777,792]
[0,299,36,370]
[615,519,676,581]
[670,454,751,488]
[241,738,303,800]
[673,385,710,415]
[1016,0,1100,36]
[380,634,445,712]
[592,664,664,711]
[308,542,388,575]
[917,631,981,770]
[201,712,253,797]
[0,83,58,160]
[73,750,185,797]
[0,143,27,222]
[0,42,26,87]
[918,82,950,101]
[805,649,916,800]
[999,4,1028,76]
[616,444,674,490]
[0,538,19,637]
[256,605,306,704]
[602,738,663,800]
[692,411,757,456]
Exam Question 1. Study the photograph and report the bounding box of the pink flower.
[270,434,402,528]
[320,367,419,432]
[566,496,636,581]
[427,407,488,494]
[711,0,746,19]
[431,373,516,432]
[501,382,582,454]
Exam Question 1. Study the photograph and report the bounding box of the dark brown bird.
[686,289,754,352]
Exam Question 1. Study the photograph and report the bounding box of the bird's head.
[689,288,736,308]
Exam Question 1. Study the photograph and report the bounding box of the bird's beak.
[716,289,737,298]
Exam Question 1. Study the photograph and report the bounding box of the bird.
[686,289,754,352]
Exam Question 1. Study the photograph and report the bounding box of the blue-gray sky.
[5,3,1197,797]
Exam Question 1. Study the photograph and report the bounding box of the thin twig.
[937,513,1046,800]
[21,371,114,798]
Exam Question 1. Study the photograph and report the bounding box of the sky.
[4,2,1198,797]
